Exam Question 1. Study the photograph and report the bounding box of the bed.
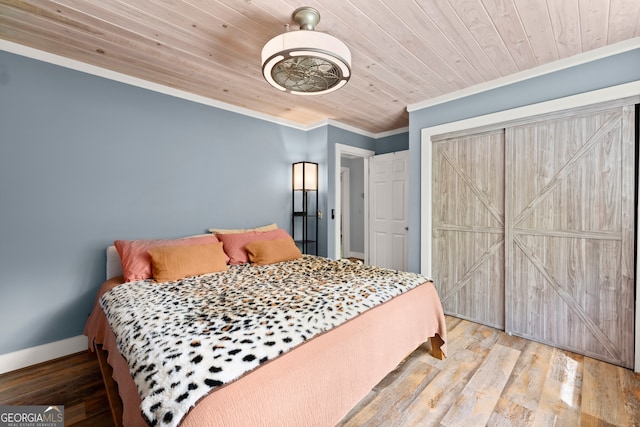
[84,230,447,427]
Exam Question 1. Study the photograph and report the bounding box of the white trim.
[0,40,310,130]
[326,119,375,138]
[420,80,640,372]
[0,335,87,375]
[0,39,407,140]
[637,156,640,374]
[334,144,375,262]
[408,37,640,113]
[375,126,409,139]
[307,120,408,139]
[346,251,365,260]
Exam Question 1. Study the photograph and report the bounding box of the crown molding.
[0,40,306,131]
[1,39,409,139]
[407,37,640,113]
[375,126,409,138]
[305,119,408,139]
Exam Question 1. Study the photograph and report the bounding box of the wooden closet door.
[432,130,505,329]
[506,106,635,368]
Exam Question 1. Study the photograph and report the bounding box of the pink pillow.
[114,235,222,282]
[216,228,292,264]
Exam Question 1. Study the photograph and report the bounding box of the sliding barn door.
[505,106,635,368]
[432,130,506,329]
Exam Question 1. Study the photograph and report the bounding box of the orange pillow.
[114,235,223,282]
[216,228,292,264]
[245,238,302,265]
[148,242,228,282]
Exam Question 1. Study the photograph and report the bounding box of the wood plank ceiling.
[1,0,639,134]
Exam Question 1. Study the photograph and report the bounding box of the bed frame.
[95,344,124,427]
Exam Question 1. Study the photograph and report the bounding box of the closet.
[431,99,637,368]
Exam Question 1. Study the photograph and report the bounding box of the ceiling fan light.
[291,79,348,96]
[262,55,287,91]
[261,7,351,95]
[289,50,351,77]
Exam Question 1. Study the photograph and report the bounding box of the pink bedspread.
[85,276,447,426]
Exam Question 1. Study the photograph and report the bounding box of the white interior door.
[369,151,409,270]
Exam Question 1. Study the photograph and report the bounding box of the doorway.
[340,160,366,260]
[333,144,374,262]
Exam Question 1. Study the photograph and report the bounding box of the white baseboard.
[0,335,88,375]
[346,251,365,260]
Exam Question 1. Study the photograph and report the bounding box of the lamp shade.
[292,162,318,191]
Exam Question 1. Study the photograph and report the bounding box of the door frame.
[334,144,375,263]
[420,80,640,372]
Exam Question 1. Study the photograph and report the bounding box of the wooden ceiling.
[1,1,639,135]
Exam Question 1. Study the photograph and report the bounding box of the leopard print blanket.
[100,255,430,426]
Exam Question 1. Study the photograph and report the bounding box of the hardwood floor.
[1,316,638,426]
[0,350,112,426]
[339,316,640,426]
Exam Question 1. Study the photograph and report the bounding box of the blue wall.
[5,42,635,356]
[306,125,329,257]
[407,48,640,272]
[0,51,310,355]
[375,131,409,154]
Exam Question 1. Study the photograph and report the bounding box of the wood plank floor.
[339,316,640,426]
[1,316,639,426]
[0,350,112,426]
